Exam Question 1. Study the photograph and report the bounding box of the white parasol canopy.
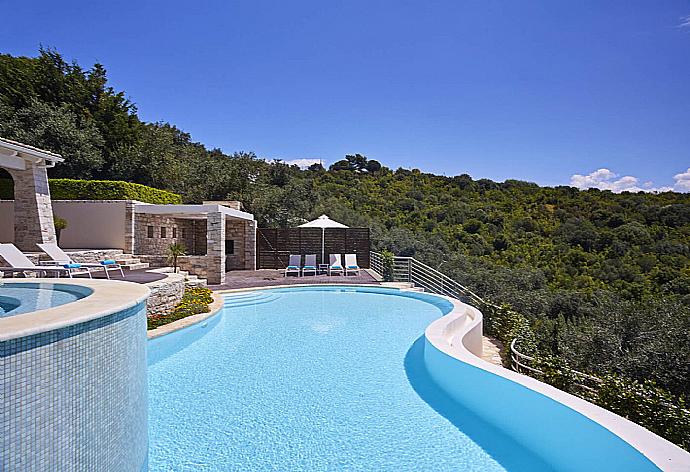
[298,215,348,262]
[299,214,349,229]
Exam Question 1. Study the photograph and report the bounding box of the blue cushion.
[63,263,81,269]
[287,265,299,269]
[347,265,359,269]
[331,265,342,269]
[100,259,117,265]
[303,266,316,269]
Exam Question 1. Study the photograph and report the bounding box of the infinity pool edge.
[425,295,690,472]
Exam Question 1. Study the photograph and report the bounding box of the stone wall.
[225,218,256,271]
[137,255,220,285]
[206,212,225,285]
[59,249,124,264]
[145,272,186,317]
[134,214,206,256]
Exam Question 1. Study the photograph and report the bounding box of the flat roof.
[0,137,64,162]
[133,203,254,221]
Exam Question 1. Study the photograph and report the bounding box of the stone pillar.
[124,201,136,254]
[206,212,226,285]
[7,163,56,251]
[244,220,257,270]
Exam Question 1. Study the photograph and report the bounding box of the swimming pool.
[0,282,93,317]
[147,286,666,471]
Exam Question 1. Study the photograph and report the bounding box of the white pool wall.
[424,296,690,471]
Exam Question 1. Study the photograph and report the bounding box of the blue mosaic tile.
[1,301,148,471]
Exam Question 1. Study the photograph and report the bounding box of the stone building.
[132,201,257,284]
[0,138,63,251]
[1,139,256,285]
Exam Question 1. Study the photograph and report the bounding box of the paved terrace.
[209,269,380,290]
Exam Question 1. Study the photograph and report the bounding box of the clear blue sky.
[2,1,689,190]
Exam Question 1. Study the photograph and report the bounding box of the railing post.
[408,259,412,283]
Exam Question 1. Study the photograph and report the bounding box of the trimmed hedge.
[0,178,181,204]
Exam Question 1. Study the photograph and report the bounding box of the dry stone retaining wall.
[144,272,186,317]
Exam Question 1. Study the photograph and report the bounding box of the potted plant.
[54,216,67,245]
[167,243,187,273]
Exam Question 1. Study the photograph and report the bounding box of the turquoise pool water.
[0,282,92,317]
[148,286,550,471]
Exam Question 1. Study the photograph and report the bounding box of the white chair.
[284,254,301,277]
[344,254,360,276]
[303,254,317,276]
[328,254,344,276]
[0,243,90,278]
[38,243,124,279]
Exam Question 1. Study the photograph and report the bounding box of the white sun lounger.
[0,243,90,278]
[38,243,124,279]
[329,254,344,276]
[303,254,317,276]
[284,254,302,277]
[344,254,360,276]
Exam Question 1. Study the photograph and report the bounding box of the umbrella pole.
[321,228,325,265]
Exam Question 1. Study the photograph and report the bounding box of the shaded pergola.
[0,137,63,251]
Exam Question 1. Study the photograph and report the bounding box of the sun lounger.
[329,254,344,276]
[38,243,124,279]
[284,254,302,277]
[303,254,317,276]
[0,243,90,278]
[344,254,360,276]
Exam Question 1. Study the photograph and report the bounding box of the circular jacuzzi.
[0,282,93,317]
[0,278,150,472]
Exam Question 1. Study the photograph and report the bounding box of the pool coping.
[425,297,690,472]
[0,278,150,342]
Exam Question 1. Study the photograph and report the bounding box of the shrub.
[147,287,213,329]
[0,178,181,204]
[595,374,690,450]
[381,250,395,282]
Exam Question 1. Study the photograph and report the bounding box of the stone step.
[121,262,149,271]
[380,281,415,289]
[115,258,141,264]
[185,278,207,288]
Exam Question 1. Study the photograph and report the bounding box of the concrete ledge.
[0,278,150,342]
[147,291,223,340]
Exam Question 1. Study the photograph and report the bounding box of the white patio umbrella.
[298,215,348,262]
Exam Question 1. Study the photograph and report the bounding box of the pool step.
[381,282,425,292]
[223,292,280,308]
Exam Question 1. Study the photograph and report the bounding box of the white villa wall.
[0,200,128,249]
[52,201,127,249]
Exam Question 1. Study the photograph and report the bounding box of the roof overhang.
[0,138,64,171]
[133,203,255,221]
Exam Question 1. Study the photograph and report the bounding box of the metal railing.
[369,251,486,306]
[371,251,603,390]
[369,251,385,278]
[511,338,602,393]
